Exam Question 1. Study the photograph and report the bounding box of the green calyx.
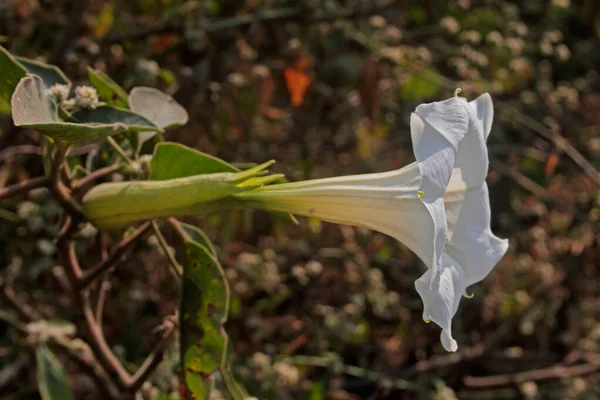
[83,160,282,230]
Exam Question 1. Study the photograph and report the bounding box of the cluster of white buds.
[45,84,101,110]
[73,85,100,109]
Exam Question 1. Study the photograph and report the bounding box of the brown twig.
[128,318,177,392]
[56,222,83,284]
[40,134,172,395]
[58,220,173,395]
[95,235,110,330]
[100,0,400,45]
[79,290,133,389]
[58,235,132,390]
[0,274,121,399]
[489,156,590,223]
[0,145,42,162]
[94,278,110,330]
[166,217,190,242]
[50,145,85,220]
[62,163,73,181]
[0,279,41,322]
[72,164,121,192]
[463,360,600,388]
[0,177,50,202]
[50,337,121,399]
[50,151,132,392]
[77,222,152,290]
[499,105,600,187]
[68,240,176,392]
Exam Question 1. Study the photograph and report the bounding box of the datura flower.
[240,93,508,352]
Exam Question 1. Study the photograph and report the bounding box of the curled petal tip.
[441,330,458,352]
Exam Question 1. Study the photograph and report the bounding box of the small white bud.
[45,84,70,104]
[74,85,100,109]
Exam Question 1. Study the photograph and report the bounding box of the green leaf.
[129,87,189,145]
[399,67,442,102]
[36,345,73,400]
[11,75,128,143]
[308,381,326,400]
[129,87,189,129]
[220,341,249,399]
[138,130,165,155]
[0,45,27,113]
[179,222,216,255]
[180,237,247,399]
[71,106,161,132]
[88,67,129,108]
[0,99,10,114]
[16,57,71,89]
[151,143,238,181]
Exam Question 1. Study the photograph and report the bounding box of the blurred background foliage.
[1,0,600,399]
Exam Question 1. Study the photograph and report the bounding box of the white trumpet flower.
[240,94,508,351]
[415,94,508,351]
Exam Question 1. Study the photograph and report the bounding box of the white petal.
[451,127,488,190]
[252,162,421,199]
[444,93,508,286]
[411,97,470,198]
[243,162,441,271]
[414,253,466,352]
[451,94,492,191]
[256,194,434,267]
[410,96,470,279]
[418,196,447,275]
[468,93,494,141]
[444,183,509,286]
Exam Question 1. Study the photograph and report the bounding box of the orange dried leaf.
[151,34,178,54]
[284,57,312,108]
[545,151,560,177]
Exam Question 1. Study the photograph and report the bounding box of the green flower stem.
[106,136,133,165]
[151,220,183,277]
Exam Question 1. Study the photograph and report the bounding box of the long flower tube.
[239,94,508,351]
